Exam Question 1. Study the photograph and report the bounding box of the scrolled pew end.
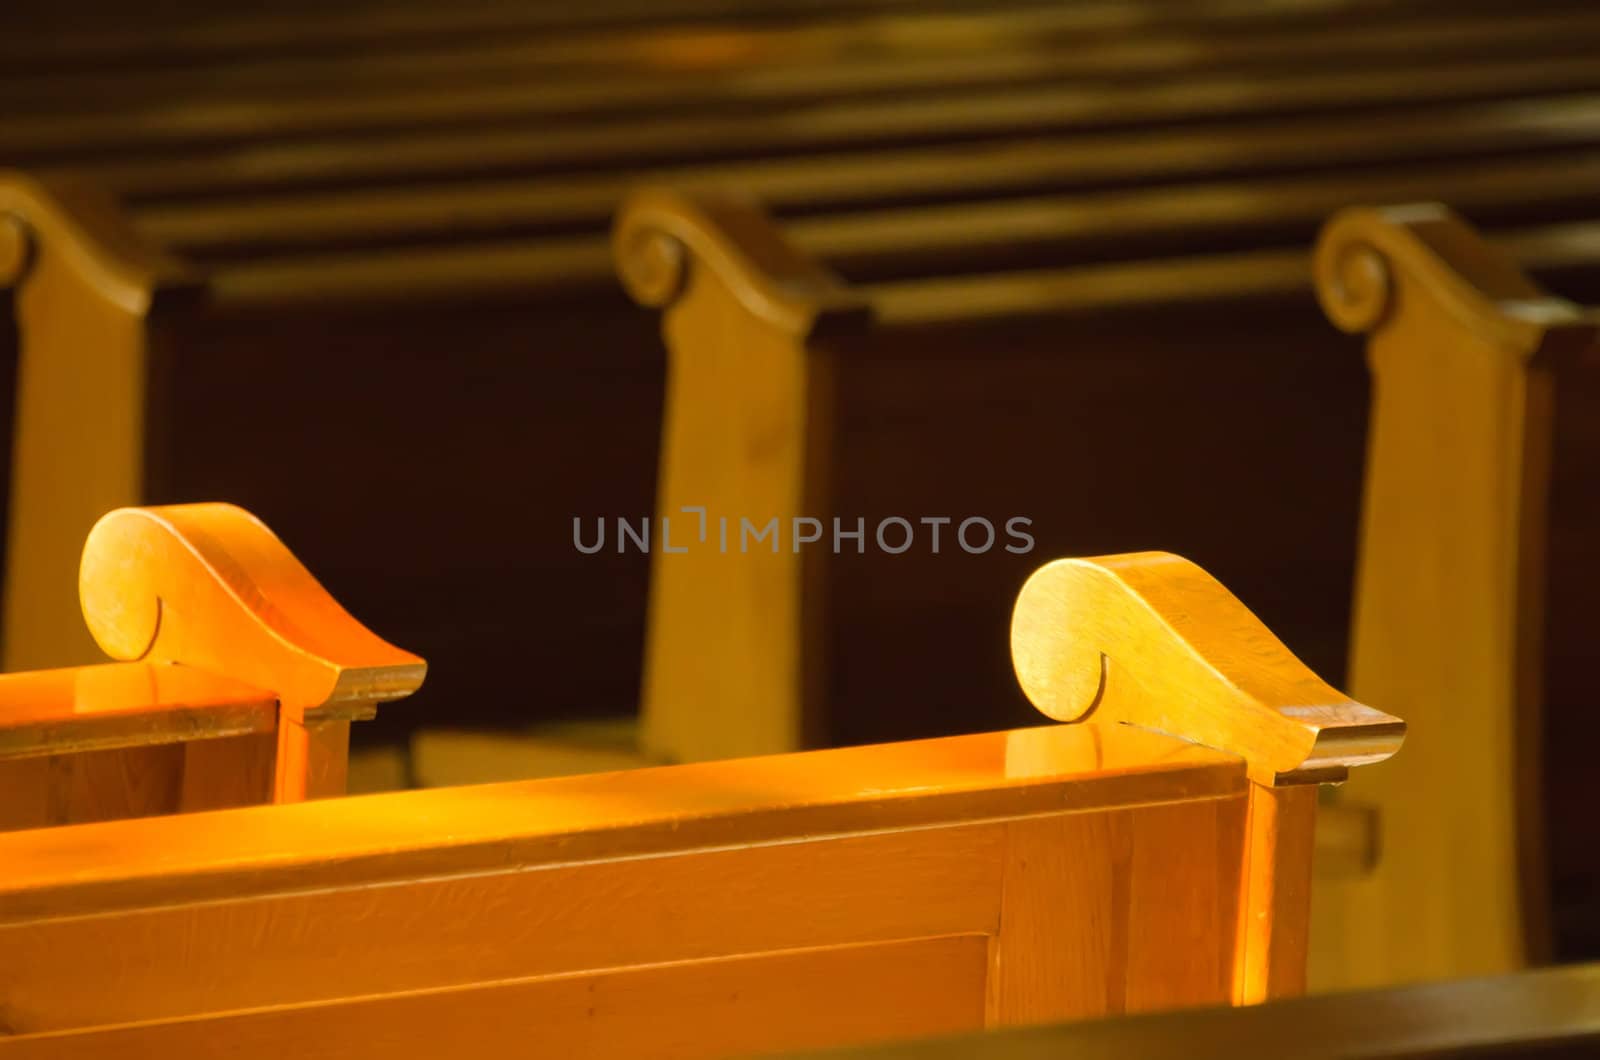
[0,168,199,312]
[1011,552,1405,787]
[613,185,872,339]
[78,503,426,724]
[1313,202,1589,355]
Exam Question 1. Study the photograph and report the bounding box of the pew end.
[0,503,424,828]
[1311,204,1600,986]
[1011,552,1405,788]
[615,186,871,762]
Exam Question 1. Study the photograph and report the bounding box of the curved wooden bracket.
[78,504,425,723]
[613,186,871,339]
[0,169,198,311]
[1314,203,1589,358]
[1011,552,1405,786]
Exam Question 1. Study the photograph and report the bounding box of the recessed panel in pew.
[0,546,1402,1058]
[0,503,421,830]
[1310,205,1600,988]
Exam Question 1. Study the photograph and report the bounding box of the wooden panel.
[0,725,1249,1035]
[178,731,277,812]
[0,745,184,831]
[1235,783,1317,1004]
[0,725,1241,922]
[986,796,1245,1026]
[0,821,1006,1032]
[0,936,991,1060]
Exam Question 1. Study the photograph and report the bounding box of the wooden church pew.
[1309,205,1600,987]
[0,538,1406,1057]
[0,503,422,830]
[6,2,1598,756]
[0,172,662,736]
[9,85,1600,738]
[613,188,1600,763]
[618,191,1600,986]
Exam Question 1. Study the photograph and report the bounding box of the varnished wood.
[0,503,422,827]
[1010,553,1403,786]
[0,550,1404,1056]
[11,5,1600,745]
[616,187,868,760]
[0,172,198,674]
[0,662,275,758]
[1309,205,1600,989]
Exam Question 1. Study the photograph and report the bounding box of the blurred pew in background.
[1311,206,1600,985]
[4,0,1600,759]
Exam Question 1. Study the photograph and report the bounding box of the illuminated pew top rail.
[806,963,1600,1060]
[0,550,1402,1055]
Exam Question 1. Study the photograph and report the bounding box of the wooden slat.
[0,936,992,1060]
[11,10,1600,158]
[0,0,1521,75]
[66,54,1600,201]
[0,724,1241,922]
[140,94,1600,262]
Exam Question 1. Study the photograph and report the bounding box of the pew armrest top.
[78,504,425,722]
[1313,202,1594,358]
[613,185,871,338]
[0,169,198,313]
[0,661,277,759]
[1011,552,1405,786]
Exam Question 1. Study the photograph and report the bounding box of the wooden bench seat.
[0,503,422,831]
[0,529,1404,1057]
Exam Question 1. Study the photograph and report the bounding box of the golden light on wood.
[0,535,1407,1053]
[1011,552,1405,786]
[0,503,425,827]
[80,504,425,722]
